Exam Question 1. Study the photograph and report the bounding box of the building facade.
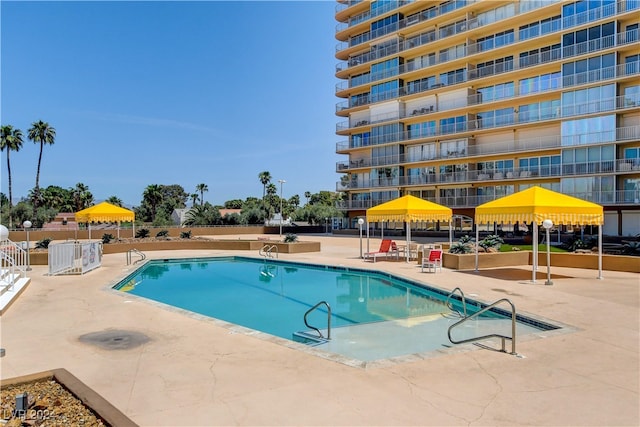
[334,0,640,236]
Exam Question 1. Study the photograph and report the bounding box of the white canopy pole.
[366,220,370,254]
[406,222,410,262]
[449,219,453,245]
[598,224,603,279]
[532,223,538,283]
[475,223,479,272]
[88,223,92,241]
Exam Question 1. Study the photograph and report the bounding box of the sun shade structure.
[75,202,135,240]
[366,195,453,262]
[474,186,604,280]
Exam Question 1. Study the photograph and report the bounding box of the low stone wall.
[27,239,321,265]
[442,251,639,273]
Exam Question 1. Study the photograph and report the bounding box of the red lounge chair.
[364,239,399,262]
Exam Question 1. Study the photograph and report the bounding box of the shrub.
[283,233,298,243]
[35,238,52,249]
[479,234,504,251]
[156,230,169,238]
[180,230,192,239]
[449,241,473,254]
[101,233,115,244]
[135,228,150,238]
[458,235,474,244]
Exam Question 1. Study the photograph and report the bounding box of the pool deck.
[1,234,638,426]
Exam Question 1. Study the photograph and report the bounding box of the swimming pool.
[113,257,559,363]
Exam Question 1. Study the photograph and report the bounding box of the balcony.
[337,189,640,210]
[336,28,637,114]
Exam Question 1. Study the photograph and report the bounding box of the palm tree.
[27,120,56,207]
[143,184,163,220]
[106,196,123,207]
[304,191,311,205]
[71,182,94,211]
[0,125,24,226]
[258,171,271,200]
[258,171,272,219]
[190,193,199,207]
[195,183,208,206]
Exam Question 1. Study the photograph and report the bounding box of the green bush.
[180,230,192,239]
[449,241,473,254]
[35,238,52,249]
[284,233,298,243]
[102,233,115,244]
[156,230,169,238]
[135,228,150,238]
[479,234,504,251]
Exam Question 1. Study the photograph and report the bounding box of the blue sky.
[1,1,340,207]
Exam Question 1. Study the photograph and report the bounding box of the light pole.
[23,220,32,271]
[278,179,286,236]
[542,219,553,286]
[358,218,364,258]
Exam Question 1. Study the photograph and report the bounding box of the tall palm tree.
[0,125,24,226]
[304,191,312,205]
[27,120,56,208]
[258,171,271,218]
[195,183,208,206]
[190,193,199,207]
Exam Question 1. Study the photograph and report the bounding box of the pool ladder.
[446,288,517,356]
[126,249,146,265]
[303,301,331,340]
[259,244,278,259]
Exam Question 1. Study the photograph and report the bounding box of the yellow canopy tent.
[75,202,135,240]
[474,186,604,281]
[366,195,453,262]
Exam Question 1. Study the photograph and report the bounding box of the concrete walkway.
[1,234,638,426]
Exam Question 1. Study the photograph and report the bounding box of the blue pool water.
[114,257,559,362]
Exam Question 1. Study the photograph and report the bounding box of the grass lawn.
[499,243,568,253]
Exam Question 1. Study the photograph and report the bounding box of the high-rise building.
[334,0,640,236]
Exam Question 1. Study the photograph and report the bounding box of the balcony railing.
[336,94,639,152]
[337,126,640,171]
[338,61,640,132]
[336,157,637,191]
[337,189,640,210]
[336,28,638,112]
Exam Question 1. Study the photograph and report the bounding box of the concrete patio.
[1,234,638,426]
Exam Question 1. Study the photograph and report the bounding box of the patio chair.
[421,248,443,272]
[364,239,399,262]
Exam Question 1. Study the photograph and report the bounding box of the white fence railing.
[48,241,103,276]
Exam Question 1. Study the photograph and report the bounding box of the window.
[351,132,371,148]
[519,72,560,95]
[371,123,401,145]
[561,115,616,146]
[561,84,615,116]
[477,30,514,52]
[371,58,399,81]
[562,53,615,86]
[478,82,514,102]
[519,44,560,67]
[476,56,513,78]
[439,68,466,85]
[439,116,467,134]
[407,121,436,139]
[371,80,399,103]
[562,22,616,57]
[406,76,435,94]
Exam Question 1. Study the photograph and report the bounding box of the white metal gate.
[48,241,102,275]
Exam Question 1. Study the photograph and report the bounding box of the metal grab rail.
[126,249,146,265]
[447,298,517,355]
[303,301,331,340]
[445,287,468,318]
[259,244,279,259]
